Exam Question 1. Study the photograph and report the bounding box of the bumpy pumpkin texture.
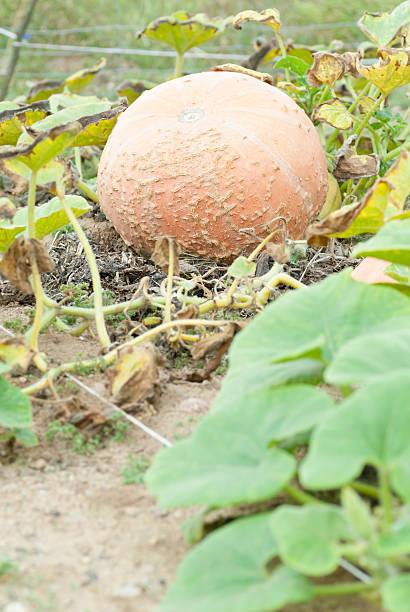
[97,71,328,261]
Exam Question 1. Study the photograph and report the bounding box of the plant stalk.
[77,179,99,203]
[174,52,184,78]
[379,467,393,528]
[314,582,375,597]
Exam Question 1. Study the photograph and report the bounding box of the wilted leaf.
[306,52,346,87]
[26,58,106,102]
[358,2,410,47]
[137,12,231,55]
[0,338,33,372]
[0,122,82,171]
[176,304,200,320]
[151,236,180,275]
[0,101,50,146]
[71,103,126,147]
[31,101,112,131]
[358,48,410,94]
[0,197,16,221]
[109,344,161,407]
[341,51,362,78]
[227,255,256,278]
[211,64,273,84]
[358,96,377,114]
[233,9,281,32]
[190,323,243,361]
[265,241,290,263]
[318,174,342,220]
[0,194,89,252]
[333,137,380,180]
[0,235,54,294]
[312,98,353,130]
[116,80,151,105]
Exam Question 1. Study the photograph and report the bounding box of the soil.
[0,202,379,612]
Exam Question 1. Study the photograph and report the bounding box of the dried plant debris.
[0,235,54,294]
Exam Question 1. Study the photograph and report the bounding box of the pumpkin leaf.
[0,376,33,429]
[0,101,50,146]
[26,58,106,102]
[233,9,281,32]
[275,56,310,76]
[358,96,377,114]
[358,48,410,95]
[0,122,82,171]
[306,52,346,87]
[158,513,313,612]
[333,147,379,181]
[227,256,256,278]
[376,516,410,557]
[0,194,90,251]
[300,372,410,502]
[0,236,54,293]
[306,150,410,239]
[382,573,410,612]
[352,218,410,265]
[358,2,410,47]
[137,12,231,55]
[116,80,153,104]
[311,98,354,130]
[31,101,112,131]
[271,505,351,576]
[48,93,103,113]
[0,338,34,372]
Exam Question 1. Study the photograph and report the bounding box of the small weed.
[45,414,130,455]
[121,453,150,485]
[3,317,28,334]
[71,353,107,375]
[0,558,18,582]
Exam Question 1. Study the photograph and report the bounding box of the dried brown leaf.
[177,304,200,319]
[151,236,180,275]
[305,199,367,244]
[0,235,54,294]
[211,64,273,84]
[265,241,290,264]
[109,344,162,407]
[306,52,346,87]
[333,136,380,180]
[0,197,16,221]
[190,322,244,361]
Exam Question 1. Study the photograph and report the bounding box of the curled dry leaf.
[306,52,346,87]
[0,337,34,372]
[358,96,377,114]
[0,235,54,294]
[306,200,367,245]
[177,304,200,320]
[151,236,180,275]
[233,9,281,32]
[333,149,380,181]
[116,80,150,105]
[341,51,362,78]
[312,98,354,130]
[265,241,290,264]
[109,343,162,407]
[211,64,273,85]
[190,322,245,376]
[0,197,16,221]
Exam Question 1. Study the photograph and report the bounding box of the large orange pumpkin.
[97,71,328,261]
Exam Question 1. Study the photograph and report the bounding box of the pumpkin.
[97,71,328,261]
[351,257,397,284]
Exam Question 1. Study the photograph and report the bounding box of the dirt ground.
[0,206,380,612]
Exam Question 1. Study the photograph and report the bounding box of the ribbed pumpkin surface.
[97,71,328,261]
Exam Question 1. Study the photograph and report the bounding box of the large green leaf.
[146,386,335,509]
[352,219,410,266]
[0,195,90,251]
[300,373,410,502]
[325,319,410,385]
[270,505,351,576]
[158,513,313,612]
[0,376,32,429]
[358,2,410,47]
[382,574,410,612]
[137,12,231,55]
[375,514,410,557]
[223,271,410,380]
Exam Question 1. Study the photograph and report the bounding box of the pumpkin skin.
[97,71,328,261]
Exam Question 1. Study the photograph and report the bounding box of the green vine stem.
[325,81,372,152]
[74,147,83,180]
[164,238,175,324]
[174,52,184,78]
[77,179,99,203]
[274,31,290,82]
[314,582,375,597]
[23,318,234,395]
[56,185,111,348]
[27,169,38,238]
[283,484,321,505]
[351,481,380,500]
[383,140,410,163]
[379,466,393,528]
[355,93,386,141]
[28,245,47,372]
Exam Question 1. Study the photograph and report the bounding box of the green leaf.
[0,376,32,429]
[13,427,38,447]
[341,487,375,540]
[227,256,256,278]
[0,195,90,251]
[385,263,410,285]
[382,574,410,612]
[48,93,103,113]
[226,270,410,373]
[275,56,310,76]
[145,387,335,508]
[158,513,313,612]
[358,2,410,47]
[137,12,231,55]
[325,320,410,385]
[352,218,410,266]
[375,515,410,557]
[31,101,112,131]
[300,372,410,502]
[270,505,351,576]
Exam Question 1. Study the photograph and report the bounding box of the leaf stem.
[28,245,47,372]
[274,32,290,81]
[27,169,38,238]
[56,186,110,348]
[314,581,375,597]
[77,179,99,203]
[379,466,393,528]
[174,52,184,78]
[74,148,83,180]
[355,93,386,141]
[351,480,379,500]
[383,140,410,163]
[284,484,321,505]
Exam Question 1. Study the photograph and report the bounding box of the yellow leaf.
[319,174,342,219]
[312,98,354,130]
[233,9,281,32]
[358,49,410,94]
[306,52,346,87]
[0,338,33,372]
